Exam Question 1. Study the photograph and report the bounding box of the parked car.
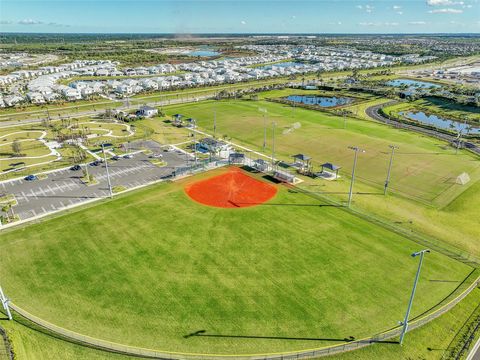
[89,161,101,166]
[123,154,133,159]
[25,175,38,181]
[70,165,81,171]
[111,155,120,161]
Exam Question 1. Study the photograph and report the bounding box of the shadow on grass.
[184,330,356,343]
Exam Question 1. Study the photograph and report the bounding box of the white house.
[136,105,158,118]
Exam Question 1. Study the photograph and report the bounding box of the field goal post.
[455,172,470,185]
[0,286,12,320]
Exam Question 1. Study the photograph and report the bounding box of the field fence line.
[6,275,479,360]
[2,161,480,359]
[0,325,14,360]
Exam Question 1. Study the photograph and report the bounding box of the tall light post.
[399,249,430,345]
[192,119,197,166]
[213,108,217,139]
[347,146,365,208]
[0,286,12,320]
[101,143,113,198]
[271,122,276,170]
[384,145,399,195]
[263,112,268,153]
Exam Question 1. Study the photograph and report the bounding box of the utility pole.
[0,286,12,320]
[399,249,430,345]
[347,146,365,208]
[101,143,113,198]
[343,112,347,129]
[384,145,399,195]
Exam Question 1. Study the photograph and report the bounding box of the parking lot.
[0,144,188,223]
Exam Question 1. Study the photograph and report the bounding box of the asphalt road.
[0,142,188,224]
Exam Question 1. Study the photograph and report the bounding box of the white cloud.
[240,20,246,25]
[409,21,428,25]
[356,4,374,12]
[426,0,464,5]
[291,15,296,19]
[0,20,13,25]
[358,21,399,26]
[393,5,402,10]
[397,11,404,15]
[428,7,464,12]
[18,19,43,25]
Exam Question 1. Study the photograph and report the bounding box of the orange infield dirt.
[185,167,278,208]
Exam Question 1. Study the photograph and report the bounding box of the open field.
[165,98,480,205]
[2,286,480,360]
[0,167,473,355]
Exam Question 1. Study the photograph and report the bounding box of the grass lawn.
[164,99,480,205]
[2,287,480,359]
[0,167,473,355]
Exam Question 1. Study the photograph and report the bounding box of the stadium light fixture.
[399,249,430,345]
[384,145,399,195]
[347,146,365,208]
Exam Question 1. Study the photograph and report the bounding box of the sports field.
[0,167,473,355]
[166,98,480,205]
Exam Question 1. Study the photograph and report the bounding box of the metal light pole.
[399,249,430,345]
[192,119,197,166]
[213,108,217,139]
[0,286,12,320]
[271,122,276,170]
[101,143,113,198]
[384,145,399,195]
[347,146,365,208]
[263,113,267,152]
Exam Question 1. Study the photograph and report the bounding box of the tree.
[12,140,21,156]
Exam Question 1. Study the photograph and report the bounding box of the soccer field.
[0,167,473,355]
[166,98,480,205]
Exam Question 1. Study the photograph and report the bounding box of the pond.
[400,111,480,134]
[186,49,220,57]
[386,79,441,89]
[287,95,352,107]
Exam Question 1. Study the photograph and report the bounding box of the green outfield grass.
[165,98,480,205]
[0,168,473,355]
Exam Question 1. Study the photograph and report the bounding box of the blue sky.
[0,0,479,34]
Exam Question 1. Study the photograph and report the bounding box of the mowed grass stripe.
[0,171,472,354]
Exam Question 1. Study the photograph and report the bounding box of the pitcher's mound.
[185,167,277,208]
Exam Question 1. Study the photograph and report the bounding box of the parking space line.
[21,191,29,203]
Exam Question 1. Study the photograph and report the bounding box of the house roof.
[292,154,311,161]
[321,162,341,171]
[139,105,156,111]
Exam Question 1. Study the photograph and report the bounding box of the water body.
[287,95,352,107]
[186,49,220,57]
[386,79,441,89]
[400,111,480,134]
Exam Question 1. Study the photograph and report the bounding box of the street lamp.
[399,249,430,345]
[384,145,399,195]
[191,119,197,166]
[101,143,113,198]
[347,146,365,208]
